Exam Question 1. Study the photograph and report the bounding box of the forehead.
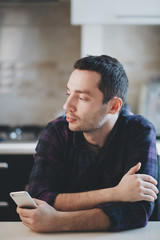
[67,69,101,93]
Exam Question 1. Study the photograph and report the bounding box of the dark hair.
[74,55,128,104]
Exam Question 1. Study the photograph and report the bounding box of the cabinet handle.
[0,201,9,207]
[0,162,8,169]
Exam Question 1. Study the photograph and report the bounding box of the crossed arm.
[17,162,158,232]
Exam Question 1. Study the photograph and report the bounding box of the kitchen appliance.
[0,125,43,143]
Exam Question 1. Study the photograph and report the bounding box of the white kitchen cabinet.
[71,0,160,25]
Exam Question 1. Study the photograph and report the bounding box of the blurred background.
[0,0,80,128]
[0,0,160,133]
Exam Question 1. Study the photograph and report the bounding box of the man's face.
[63,69,110,133]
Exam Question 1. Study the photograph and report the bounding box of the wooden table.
[0,221,159,240]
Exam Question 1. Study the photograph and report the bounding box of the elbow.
[138,217,148,228]
[134,202,154,229]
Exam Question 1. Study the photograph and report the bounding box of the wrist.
[51,210,67,232]
[111,186,119,202]
[99,187,118,203]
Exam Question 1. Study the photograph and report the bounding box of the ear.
[109,97,122,114]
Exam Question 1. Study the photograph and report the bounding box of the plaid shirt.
[28,109,157,231]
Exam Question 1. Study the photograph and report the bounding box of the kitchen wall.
[0,1,160,126]
[103,25,160,114]
[0,0,80,126]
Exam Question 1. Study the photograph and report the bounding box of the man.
[17,55,158,232]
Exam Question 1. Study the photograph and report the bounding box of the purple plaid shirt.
[28,109,157,231]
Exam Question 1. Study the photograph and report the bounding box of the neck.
[83,114,118,148]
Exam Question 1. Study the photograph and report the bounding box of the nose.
[63,95,76,112]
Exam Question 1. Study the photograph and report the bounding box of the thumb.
[33,198,45,206]
[126,162,141,176]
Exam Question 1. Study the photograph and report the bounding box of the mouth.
[66,115,77,123]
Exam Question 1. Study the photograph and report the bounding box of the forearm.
[54,188,116,211]
[56,208,110,232]
[54,168,158,212]
[17,199,111,233]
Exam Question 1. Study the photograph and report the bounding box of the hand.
[17,199,60,232]
[114,162,159,202]
[17,199,111,232]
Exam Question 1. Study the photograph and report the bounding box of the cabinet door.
[0,155,34,221]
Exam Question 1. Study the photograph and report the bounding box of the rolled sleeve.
[97,201,154,231]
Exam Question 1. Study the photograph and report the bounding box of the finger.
[20,214,38,232]
[18,212,30,226]
[16,206,20,214]
[126,162,141,176]
[20,215,33,228]
[22,221,31,229]
[19,214,27,222]
[17,207,35,218]
[137,174,158,185]
[143,182,159,194]
[141,189,157,201]
[16,207,27,217]
[33,198,45,206]
[140,194,155,202]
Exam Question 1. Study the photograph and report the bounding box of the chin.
[68,124,81,132]
[68,124,77,131]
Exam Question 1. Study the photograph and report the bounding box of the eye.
[79,94,85,100]
[79,95,89,101]
[79,97,83,100]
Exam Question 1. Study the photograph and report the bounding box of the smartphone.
[10,191,38,209]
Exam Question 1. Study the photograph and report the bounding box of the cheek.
[81,103,94,111]
[81,106,100,118]
[77,101,103,116]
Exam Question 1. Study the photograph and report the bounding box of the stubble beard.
[68,108,108,133]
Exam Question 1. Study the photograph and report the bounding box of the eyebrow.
[66,86,92,96]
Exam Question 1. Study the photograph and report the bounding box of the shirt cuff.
[96,202,150,231]
[40,192,58,206]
